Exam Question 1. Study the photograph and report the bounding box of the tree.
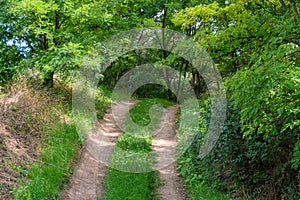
[172,0,300,198]
[0,0,24,84]
[5,0,146,87]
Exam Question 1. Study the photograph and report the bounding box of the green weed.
[177,97,231,200]
[95,86,112,119]
[13,124,81,200]
[186,182,231,200]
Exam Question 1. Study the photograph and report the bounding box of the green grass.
[186,181,231,200]
[95,86,112,119]
[103,98,175,200]
[176,97,231,200]
[124,98,174,134]
[104,167,159,200]
[13,124,82,200]
[129,98,174,127]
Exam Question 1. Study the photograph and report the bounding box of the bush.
[179,47,300,199]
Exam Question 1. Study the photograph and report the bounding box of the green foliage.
[292,140,300,170]
[228,43,300,138]
[0,43,22,84]
[0,0,24,84]
[174,0,299,199]
[177,98,231,200]
[1,0,299,199]
[179,96,299,199]
[95,86,112,119]
[3,0,147,86]
[13,124,82,200]
[173,0,299,76]
[133,84,174,99]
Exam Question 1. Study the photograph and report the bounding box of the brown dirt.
[62,102,189,200]
[152,105,189,200]
[61,100,137,200]
[0,122,29,200]
[0,85,56,200]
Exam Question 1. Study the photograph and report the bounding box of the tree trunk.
[161,7,173,100]
[44,70,54,88]
[43,9,61,88]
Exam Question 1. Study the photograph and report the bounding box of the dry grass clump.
[0,78,64,199]
[1,82,62,136]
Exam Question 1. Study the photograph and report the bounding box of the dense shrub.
[0,43,23,85]
[178,47,300,199]
[179,97,299,199]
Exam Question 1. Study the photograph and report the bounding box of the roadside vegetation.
[13,124,81,199]
[0,0,299,199]
[0,79,66,199]
[0,77,111,199]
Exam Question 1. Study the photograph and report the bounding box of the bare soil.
[61,100,137,200]
[0,93,44,200]
[0,122,34,200]
[152,105,189,200]
[62,101,188,200]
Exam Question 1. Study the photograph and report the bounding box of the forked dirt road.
[62,101,188,200]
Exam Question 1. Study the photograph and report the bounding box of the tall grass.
[13,124,81,199]
[11,84,112,199]
[0,79,65,199]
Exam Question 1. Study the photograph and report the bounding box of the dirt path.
[152,105,189,200]
[62,100,137,200]
[62,102,188,200]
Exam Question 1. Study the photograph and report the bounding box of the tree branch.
[279,0,287,10]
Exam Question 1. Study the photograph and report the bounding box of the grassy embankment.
[12,85,111,199]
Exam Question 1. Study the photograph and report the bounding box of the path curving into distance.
[62,101,188,200]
